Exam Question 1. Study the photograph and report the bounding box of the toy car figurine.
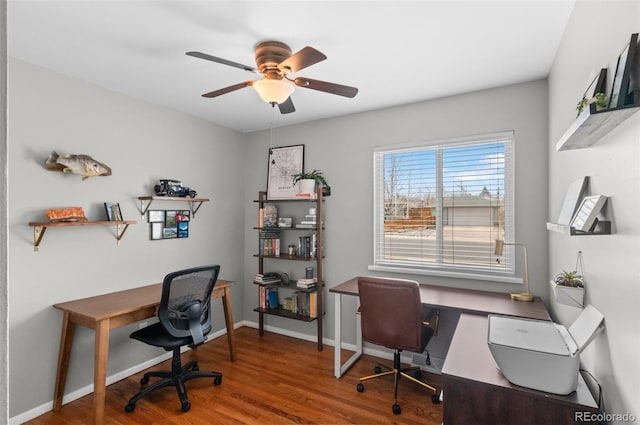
[154,179,197,198]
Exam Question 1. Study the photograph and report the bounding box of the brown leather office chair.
[356,276,440,415]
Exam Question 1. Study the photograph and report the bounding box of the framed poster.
[609,33,638,108]
[266,144,304,200]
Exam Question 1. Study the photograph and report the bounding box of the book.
[297,277,317,288]
[266,287,279,309]
[263,204,278,228]
[104,202,122,221]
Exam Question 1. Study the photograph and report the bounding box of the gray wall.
[1,0,9,422]
[7,58,246,418]
[242,80,550,344]
[548,0,640,421]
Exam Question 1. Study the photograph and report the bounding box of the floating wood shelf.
[137,196,209,217]
[556,104,640,151]
[28,220,136,251]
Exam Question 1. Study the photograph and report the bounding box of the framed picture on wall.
[148,210,164,223]
[570,195,608,232]
[266,144,304,200]
[151,222,163,240]
[609,33,638,108]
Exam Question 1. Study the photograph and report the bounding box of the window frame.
[369,131,519,284]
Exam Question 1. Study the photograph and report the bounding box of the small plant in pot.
[554,270,584,288]
[292,170,330,196]
[552,270,585,308]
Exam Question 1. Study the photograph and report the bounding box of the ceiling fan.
[186,40,359,114]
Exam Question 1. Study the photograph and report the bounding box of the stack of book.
[254,272,282,285]
[282,291,317,318]
[259,287,279,309]
[296,277,317,289]
[258,229,280,256]
[295,212,317,229]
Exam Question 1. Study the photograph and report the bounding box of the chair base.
[125,348,222,413]
[356,349,440,415]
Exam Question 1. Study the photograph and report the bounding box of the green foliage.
[554,270,584,287]
[292,169,327,186]
[576,92,608,116]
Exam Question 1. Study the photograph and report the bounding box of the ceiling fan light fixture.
[252,78,295,104]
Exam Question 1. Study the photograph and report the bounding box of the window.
[371,132,515,281]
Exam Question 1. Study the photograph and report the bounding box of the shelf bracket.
[190,200,204,216]
[116,223,131,245]
[139,199,153,218]
[32,225,47,252]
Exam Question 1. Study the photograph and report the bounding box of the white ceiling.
[8,1,576,133]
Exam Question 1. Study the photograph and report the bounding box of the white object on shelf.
[570,195,607,232]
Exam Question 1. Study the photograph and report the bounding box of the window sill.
[367,265,523,284]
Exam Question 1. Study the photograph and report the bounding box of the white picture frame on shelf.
[557,176,589,225]
[570,195,607,232]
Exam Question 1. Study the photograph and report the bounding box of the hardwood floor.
[26,327,443,424]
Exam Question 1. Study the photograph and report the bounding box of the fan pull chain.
[269,103,276,151]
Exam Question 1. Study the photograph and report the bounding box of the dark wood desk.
[442,314,598,424]
[330,277,549,378]
[52,279,235,425]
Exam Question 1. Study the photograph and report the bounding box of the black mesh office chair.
[125,265,223,413]
[356,276,440,415]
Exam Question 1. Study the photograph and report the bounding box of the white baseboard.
[9,326,234,425]
[11,321,388,425]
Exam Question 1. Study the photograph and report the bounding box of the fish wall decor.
[45,151,112,180]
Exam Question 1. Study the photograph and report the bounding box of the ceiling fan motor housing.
[255,41,292,78]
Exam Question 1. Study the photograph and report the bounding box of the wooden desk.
[52,279,235,425]
[442,314,598,424]
[330,277,549,378]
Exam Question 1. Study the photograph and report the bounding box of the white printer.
[487,304,604,395]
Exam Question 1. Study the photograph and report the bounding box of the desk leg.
[334,293,342,378]
[221,287,236,362]
[333,293,363,378]
[53,312,75,411]
[93,319,110,425]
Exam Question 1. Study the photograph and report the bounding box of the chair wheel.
[124,403,135,413]
[432,392,441,404]
[181,401,191,412]
[356,383,364,392]
[140,376,149,385]
[213,375,222,386]
[392,404,401,415]
[374,366,382,373]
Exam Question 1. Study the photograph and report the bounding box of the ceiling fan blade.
[202,81,253,98]
[279,47,326,73]
[186,51,258,73]
[278,97,296,114]
[294,77,359,98]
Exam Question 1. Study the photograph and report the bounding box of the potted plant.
[292,170,328,196]
[551,270,585,308]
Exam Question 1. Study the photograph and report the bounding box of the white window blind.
[372,132,514,278]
